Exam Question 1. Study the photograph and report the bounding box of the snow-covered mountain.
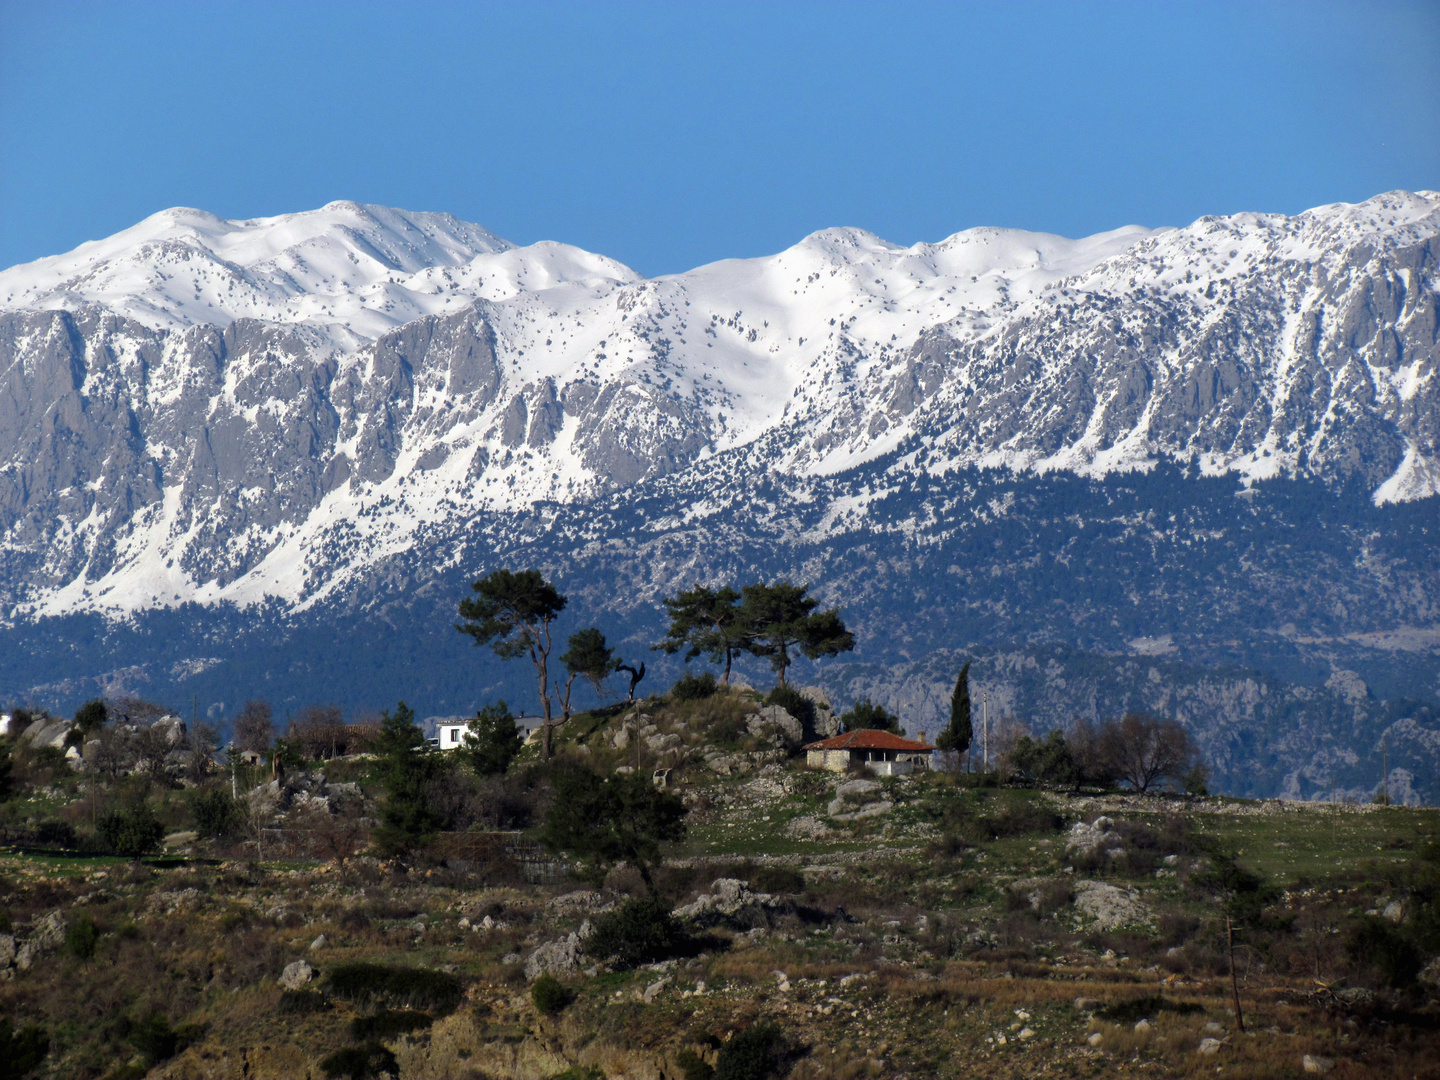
[3,193,1438,799]
[2,192,1436,620]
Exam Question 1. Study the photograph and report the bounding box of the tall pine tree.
[936,662,972,761]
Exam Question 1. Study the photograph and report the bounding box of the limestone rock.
[1065,816,1115,856]
[676,879,776,925]
[828,779,881,816]
[1303,1054,1335,1074]
[526,931,585,981]
[747,706,803,748]
[1074,880,1151,930]
[1199,1038,1222,1056]
[279,960,315,990]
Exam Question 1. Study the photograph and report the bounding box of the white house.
[436,722,471,750]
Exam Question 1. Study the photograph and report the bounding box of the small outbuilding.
[803,730,936,776]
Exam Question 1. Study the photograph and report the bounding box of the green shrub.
[838,698,901,734]
[96,805,165,858]
[752,866,805,895]
[0,1017,49,1080]
[277,989,329,1015]
[325,963,464,1014]
[676,1048,715,1080]
[124,1012,179,1065]
[188,786,239,839]
[0,742,13,804]
[1346,916,1424,988]
[64,913,99,961]
[31,746,67,771]
[1095,996,1203,1024]
[714,1022,783,1080]
[74,699,108,734]
[531,974,572,1015]
[763,687,813,729]
[585,896,689,969]
[673,672,719,701]
[348,1010,432,1041]
[319,1042,398,1080]
[1008,730,1079,788]
[33,820,77,849]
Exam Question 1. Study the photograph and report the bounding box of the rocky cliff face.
[0,191,1435,617]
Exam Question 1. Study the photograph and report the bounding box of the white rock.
[1065,816,1115,856]
[1303,1054,1335,1074]
[1133,1019,1152,1033]
[309,934,327,950]
[1018,1027,1035,1040]
[1199,1038,1222,1055]
[279,960,315,989]
[1075,880,1152,930]
[525,932,584,980]
[1086,1032,1103,1046]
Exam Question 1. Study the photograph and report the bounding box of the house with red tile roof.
[803,729,936,776]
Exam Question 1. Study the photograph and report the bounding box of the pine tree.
[936,662,972,759]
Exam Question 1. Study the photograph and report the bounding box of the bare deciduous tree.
[185,722,220,783]
[296,800,368,876]
[234,700,275,755]
[1098,713,1200,793]
[290,705,348,760]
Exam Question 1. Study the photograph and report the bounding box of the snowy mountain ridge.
[0,191,1437,619]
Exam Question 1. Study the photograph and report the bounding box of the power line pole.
[1227,915,1246,1033]
[983,689,989,771]
[1381,735,1389,805]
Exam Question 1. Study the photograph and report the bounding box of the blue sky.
[1,1,1436,277]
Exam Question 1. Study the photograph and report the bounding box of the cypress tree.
[936,662,972,759]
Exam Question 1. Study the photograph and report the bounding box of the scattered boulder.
[14,911,66,971]
[310,935,328,950]
[747,706,803,748]
[786,816,833,840]
[1303,1054,1335,1075]
[1074,880,1151,930]
[676,879,777,926]
[827,779,881,816]
[1065,816,1115,857]
[1199,1038,1222,1056]
[549,890,609,912]
[526,929,586,981]
[279,960,315,990]
[20,719,73,750]
[798,686,842,739]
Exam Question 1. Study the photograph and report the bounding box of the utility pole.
[1381,735,1389,805]
[1227,915,1246,1033]
[983,690,989,771]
